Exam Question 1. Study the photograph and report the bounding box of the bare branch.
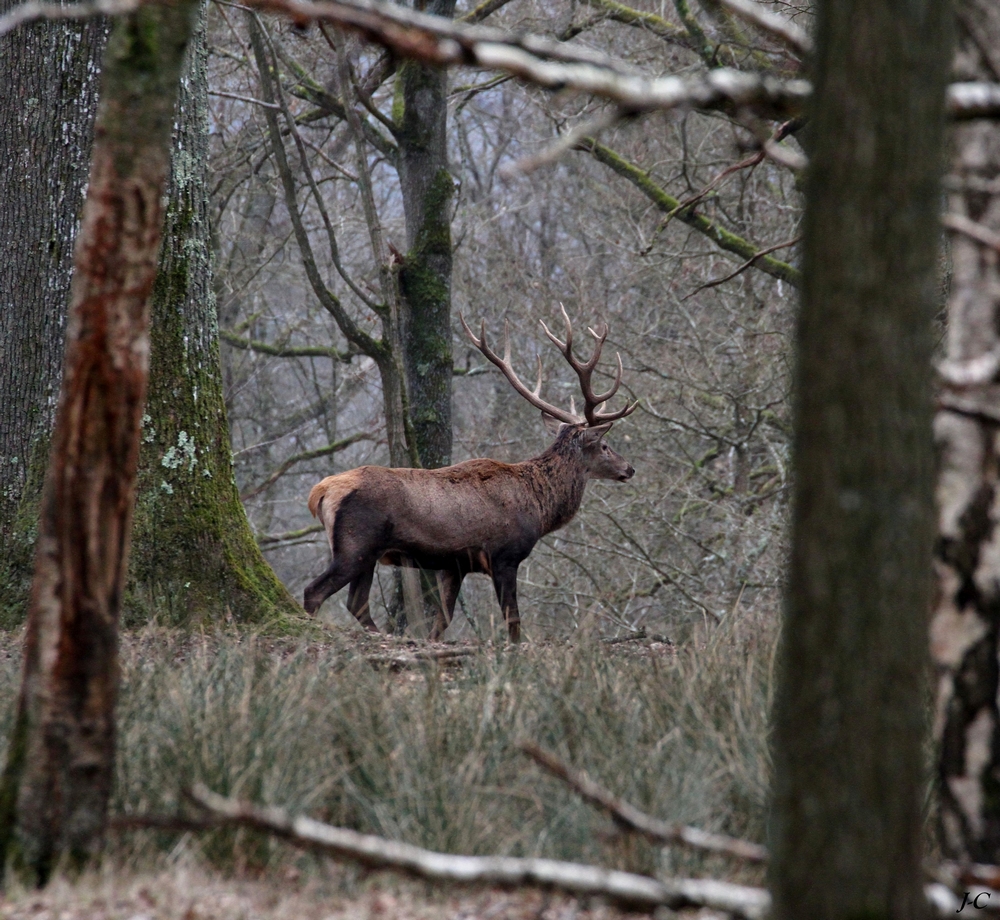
[8,0,998,126]
[233,0,811,119]
[585,140,802,288]
[240,432,375,500]
[715,0,811,56]
[943,211,1000,254]
[519,742,769,863]
[681,236,801,298]
[247,14,385,357]
[209,89,281,109]
[506,108,623,175]
[257,523,325,545]
[187,785,772,918]
[221,329,354,359]
[948,82,1000,119]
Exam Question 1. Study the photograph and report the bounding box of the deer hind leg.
[491,565,521,643]
[428,569,463,641]
[346,566,378,632]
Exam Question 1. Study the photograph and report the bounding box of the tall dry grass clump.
[0,618,775,881]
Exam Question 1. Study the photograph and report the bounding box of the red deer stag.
[304,307,637,641]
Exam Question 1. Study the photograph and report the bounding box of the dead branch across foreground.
[187,784,771,919]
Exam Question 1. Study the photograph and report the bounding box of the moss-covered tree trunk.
[932,0,1000,863]
[768,0,949,916]
[0,10,107,626]
[128,7,300,626]
[0,0,199,883]
[396,0,456,471]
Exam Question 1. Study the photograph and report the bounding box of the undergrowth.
[0,618,776,885]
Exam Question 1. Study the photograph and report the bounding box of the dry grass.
[0,616,776,910]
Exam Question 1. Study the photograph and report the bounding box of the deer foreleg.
[304,560,354,615]
[491,566,521,643]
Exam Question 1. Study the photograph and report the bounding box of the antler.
[460,305,638,427]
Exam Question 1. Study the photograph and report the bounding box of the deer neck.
[524,439,590,536]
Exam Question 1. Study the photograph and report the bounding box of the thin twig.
[682,236,801,298]
[240,432,374,500]
[505,107,624,175]
[519,742,769,864]
[209,89,282,109]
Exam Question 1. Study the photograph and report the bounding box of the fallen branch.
[365,647,476,668]
[187,785,771,918]
[519,742,769,864]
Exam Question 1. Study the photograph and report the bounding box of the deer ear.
[542,412,569,436]
[581,422,613,443]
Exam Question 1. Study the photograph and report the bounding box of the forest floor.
[0,864,670,920]
[0,624,767,920]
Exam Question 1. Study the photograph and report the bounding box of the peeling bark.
[0,0,198,882]
[932,0,1000,863]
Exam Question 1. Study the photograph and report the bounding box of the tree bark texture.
[0,9,107,626]
[932,0,1000,864]
[0,0,198,883]
[128,7,300,627]
[396,0,456,470]
[769,0,949,917]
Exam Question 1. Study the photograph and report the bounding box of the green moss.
[587,141,801,288]
[126,67,301,630]
[399,168,454,470]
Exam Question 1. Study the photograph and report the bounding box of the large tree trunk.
[128,8,300,626]
[396,0,455,471]
[0,0,198,883]
[768,0,949,916]
[0,10,107,625]
[932,0,1000,863]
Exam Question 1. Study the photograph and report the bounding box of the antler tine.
[587,351,624,406]
[459,311,483,349]
[460,311,579,425]
[586,352,640,423]
[591,397,640,423]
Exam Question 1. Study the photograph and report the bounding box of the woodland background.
[4,0,996,917]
